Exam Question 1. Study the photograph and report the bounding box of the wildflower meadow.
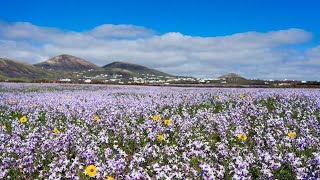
[0,83,319,179]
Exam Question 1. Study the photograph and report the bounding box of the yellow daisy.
[94,115,100,121]
[237,133,247,141]
[164,119,171,126]
[288,131,296,139]
[20,116,27,123]
[53,128,60,134]
[152,115,160,121]
[157,134,165,141]
[85,164,97,177]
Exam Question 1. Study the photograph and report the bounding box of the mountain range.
[0,54,248,83]
[0,54,174,81]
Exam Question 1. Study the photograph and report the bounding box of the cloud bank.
[0,21,319,80]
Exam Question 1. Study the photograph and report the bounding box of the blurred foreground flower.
[158,134,165,141]
[288,131,296,139]
[94,115,100,121]
[85,164,97,177]
[53,128,60,134]
[20,116,27,123]
[152,115,161,121]
[164,119,171,125]
[238,133,247,141]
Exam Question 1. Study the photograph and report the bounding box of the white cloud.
[306,46,320,60]
[0,21,319,80]
[87,24,155,38]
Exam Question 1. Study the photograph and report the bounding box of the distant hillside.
[101,61,173,77]
[34,54,98,71]
[0,55,176,81]
[218,73,246,81]
[0,58,49,79]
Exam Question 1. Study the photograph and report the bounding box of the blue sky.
[0,0,320,80]
[2,0,320,37]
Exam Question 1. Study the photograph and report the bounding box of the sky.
[0,0,320,80]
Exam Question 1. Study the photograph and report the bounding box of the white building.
[59,78,72,82]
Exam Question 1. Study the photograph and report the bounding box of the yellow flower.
[106,176,115,180]
[209,116,214,120]
[157,134,165,141]
[288,131,296,139]
[249,97,253,102]
[164,119,171,126]
[274,96,277,100]
[237,133,247,141]
[94,115,100,121]
[152,115,161,121]
[20,116,27,123]
[57,106,62,111]
[85,164,97,177]
[34,103,38,108]
[218,96,222,99]
[239,94,245,99]
[53,128,60,134]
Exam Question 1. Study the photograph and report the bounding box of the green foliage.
[273,164,296,180]
[4,121,12,134]
[213,102,223,113]
[137,114,145,124]
[260,98,275,112]
[177,104,184,117]
[38,111,46,124]
[249,165,262,179]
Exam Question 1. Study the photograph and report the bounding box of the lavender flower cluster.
[0,83,319,179]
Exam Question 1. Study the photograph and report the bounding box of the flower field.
[0,83,319,179]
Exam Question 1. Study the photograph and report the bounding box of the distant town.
[37,69,320,88]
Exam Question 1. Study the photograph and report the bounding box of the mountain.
[218,73,246,81]
[34,54,98,71]
[0,55,176,81]
[101,61,172,77]
[0,58,49,79]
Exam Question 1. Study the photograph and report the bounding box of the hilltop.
[34,54,99,71]
[101,61,172,78]
[218,73,246,81]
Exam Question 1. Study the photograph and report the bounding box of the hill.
[101,61,172,78]
[218,73,246,81]
[0,58,50,80]
[0,55,176,82]
[34,54,98,71]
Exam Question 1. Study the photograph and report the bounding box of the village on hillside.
[55,70,320,88]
